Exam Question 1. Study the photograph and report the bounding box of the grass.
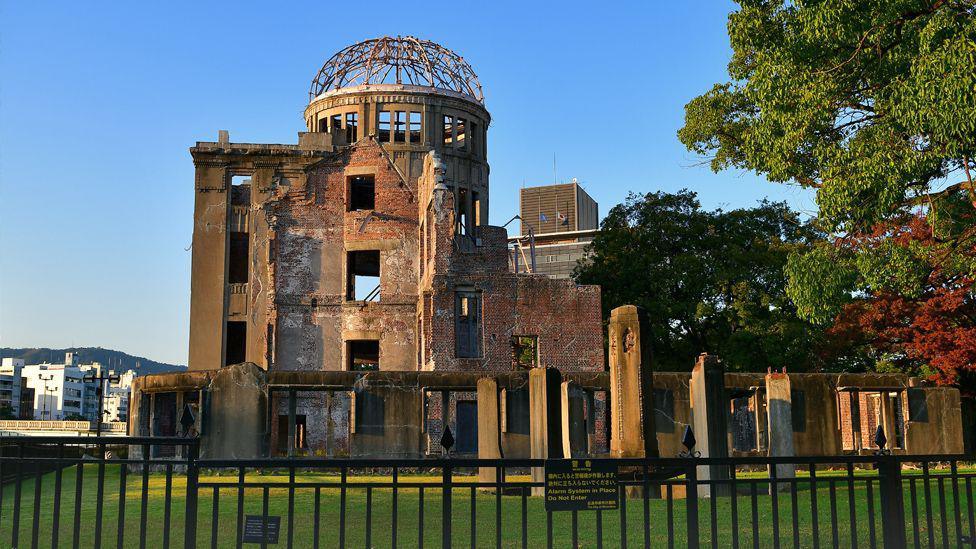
[1,464,974,548]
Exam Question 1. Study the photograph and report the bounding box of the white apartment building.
[2,353,138,422]
[0,358,26,418]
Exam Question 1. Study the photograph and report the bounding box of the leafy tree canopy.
[573,190,826,373]
[679,0,976,385]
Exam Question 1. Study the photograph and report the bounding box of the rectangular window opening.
[345,112,359,142]
[511,335,538,368]
[347,250,380,301]
[347,340,380,371]
[457,188,469,236]
[277,414,307,452]
[347,175,375,211]
[230,175,251,205]
[393,111,406,142]
[225,321,246,366]
[318,118,328,133]
[455,117,467,148]
[409,111,422,143]
[378,111,391,142]
[330,114,342,133]
[443,115,454,146]
[472,191,481,226]
[228,232,249,283]
[455,291,482,358]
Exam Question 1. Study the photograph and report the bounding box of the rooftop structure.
[510,180,599,279]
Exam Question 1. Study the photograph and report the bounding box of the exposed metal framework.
[309,36,484,103]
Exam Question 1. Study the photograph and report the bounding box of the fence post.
[685,461,700,549]
[877,455,907,549]
[184,439,200,548]
[443,464,453,549]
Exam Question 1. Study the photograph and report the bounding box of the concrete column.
[880,391,897,451]
[690,353,730,497]
[608,305,657,458]
[287,389,297,457]
[560,381,573,459]
[529,368,562,495]
[477,378,502,484]
[765,373,795,492]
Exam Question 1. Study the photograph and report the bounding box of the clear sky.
[0,1,816,366]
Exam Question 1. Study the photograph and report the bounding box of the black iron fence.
[0,435,973,548]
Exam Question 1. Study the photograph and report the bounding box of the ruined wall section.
[189,143,323,371]
[416,152,604,373]
[272,139,419,372]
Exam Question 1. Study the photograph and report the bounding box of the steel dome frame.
[309,36,484,103]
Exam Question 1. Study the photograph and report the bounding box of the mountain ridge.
[0,347,186,375]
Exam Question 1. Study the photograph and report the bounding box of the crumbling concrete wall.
[273,140,419,373]
[418,155,604,374]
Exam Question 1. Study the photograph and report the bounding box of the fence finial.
[874,425,891,455]
[679,425,700,458]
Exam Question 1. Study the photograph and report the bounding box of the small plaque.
[242,515,281,544]
[545,460,619,511]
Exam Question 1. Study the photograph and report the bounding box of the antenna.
[552,153,557,184]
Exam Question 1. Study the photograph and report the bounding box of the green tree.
[679,1,976,383]
[573,190,826,372]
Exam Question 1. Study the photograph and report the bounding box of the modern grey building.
[509,180,599,279]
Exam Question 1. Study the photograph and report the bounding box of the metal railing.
[0,435,972,548]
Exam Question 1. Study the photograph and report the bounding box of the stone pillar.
[560,381,573,459]
[477,377,502,484]
[608,305,657,458]
[879,391,897,451]
[765,373,795,492]
[529,367,563,495]
[690,353,729,497]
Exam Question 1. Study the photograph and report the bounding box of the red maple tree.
[824,213,976,393]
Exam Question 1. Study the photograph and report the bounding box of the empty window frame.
[511,335,539,368]
[394,111,406,142]
[228,232,249,283]
[470,122,478,154]
[455,291,482,358]
[230,175,251,205]
[472,191,481,226]
[378,111,391,142]
[277,414,307,452]
[455,117,467,149]
[409,111,422,143]
[347,340,380,371]
[318,117,329,133]
[345,112,359,142]
[331,114,342,132]
[347,175,375,211]
[225,321,247,366]
[443,115,455,146]
[346,250,380,301]
[457,188,469,236]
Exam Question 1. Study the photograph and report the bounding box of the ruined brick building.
[179,36,603,455]
[129,37,965,461]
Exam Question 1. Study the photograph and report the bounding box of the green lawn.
[1,465,973,548]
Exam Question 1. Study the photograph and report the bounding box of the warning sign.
[544,460,619,511]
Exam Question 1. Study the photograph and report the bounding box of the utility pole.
[83,370,120,437]
[38,373,55,420]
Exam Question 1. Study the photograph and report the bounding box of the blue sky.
[0,1,816,365]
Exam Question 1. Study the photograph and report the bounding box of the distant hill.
[0,347,186,376]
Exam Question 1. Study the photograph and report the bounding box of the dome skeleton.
[309,36,484,103]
